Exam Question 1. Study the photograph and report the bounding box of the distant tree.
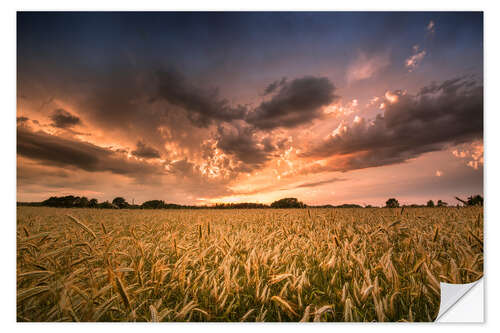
[456,195,483,206]
[141,200,166,209]
[98,201,117,209]
[270,198,306,208]
[467,195,483,206]
[365,205,373,208]
[89,198,98,208]
[42,195,82,207]
[426,200,435,208]
[112,197,129,209]
[437,200,448,207]
[336,204,363,208]
[75,196,89,208]
[385,198,400,208]
[41,196,61,207]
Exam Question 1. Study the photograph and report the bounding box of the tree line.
[384,195,483,208]
[17,195,483,209]
[17,196,305,209]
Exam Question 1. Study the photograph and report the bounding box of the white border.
[2,1,498,332]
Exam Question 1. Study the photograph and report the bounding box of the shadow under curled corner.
[435,277,484,322]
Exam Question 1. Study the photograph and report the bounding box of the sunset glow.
[17,12,483,206]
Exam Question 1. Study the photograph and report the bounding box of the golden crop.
[16,206,483,322]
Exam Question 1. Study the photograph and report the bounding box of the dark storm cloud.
[216,123,279,167]
[246,76,337,129]
[155,69,247,127]
[50,109,81,128]
[84,71,335,145]
[73,68,247,157]
[59,67,211,161]
[131,141,161,159]
[17,127,164,177]
[21,60,324,176]
[263,77,287,95]
[307,77,483,171]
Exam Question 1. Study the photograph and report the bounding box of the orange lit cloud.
[427,20,435,34]
[405,45,427,72]
[452,140,484,170]
[323,99,358,117]
[384,91,399,104]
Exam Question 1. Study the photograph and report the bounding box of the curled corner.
[435,278,484,322]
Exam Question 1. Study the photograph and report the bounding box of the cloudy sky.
[17,12,483,206]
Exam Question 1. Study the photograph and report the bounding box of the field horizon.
[16,194,483,210]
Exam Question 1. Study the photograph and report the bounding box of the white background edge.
[1,0,497,332]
